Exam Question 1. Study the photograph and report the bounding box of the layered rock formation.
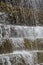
[0,0,43,65]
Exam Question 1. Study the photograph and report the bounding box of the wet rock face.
[37,11,43,26]
[0,2,34,25]
[0,0,43,65]
[23,38,43,50]
[0,11,34,25]
[0,11,43,26]
[34,39,43,50]
[1,0,43,9]
[37,52,43,64]
[0,39,14,54]
[0,1,43,26]
[0,38,43,51]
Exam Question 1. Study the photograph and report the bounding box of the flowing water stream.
[0,0,43,65]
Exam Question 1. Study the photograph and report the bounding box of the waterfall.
[0,24,43,39]
[0,56,11,65]
[5,57,11,65]
[0,51,37,65]
[0,0,43,65]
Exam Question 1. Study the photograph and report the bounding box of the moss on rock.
[0,2,34,25]
[0,39,14,54]
[23,38,33,50]
[37,52,43,63]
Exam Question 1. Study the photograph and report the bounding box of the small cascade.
[0,56,11,65]
[0,0,43,65]
[5,57,11,65]
[0,51,37,65]
[0,24,43,39]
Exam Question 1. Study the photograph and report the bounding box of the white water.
[0,22,43,65]
[0,51,37,65]
[0,24,43,39]
[0,56,11,65]
[0,0,43,65]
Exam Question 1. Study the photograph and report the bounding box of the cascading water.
[0,51,38,65]
[0,0,43,65]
